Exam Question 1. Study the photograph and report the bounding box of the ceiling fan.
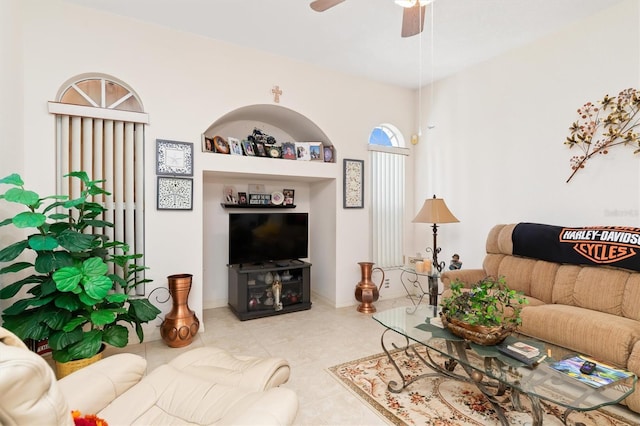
[310,0,431,38]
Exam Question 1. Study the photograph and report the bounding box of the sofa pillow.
[529,260,559,303]
[573,267,627,315]
[552,265,581,305]
[496,256,535,295]
[623,274,640,321]
[483,253,506,278]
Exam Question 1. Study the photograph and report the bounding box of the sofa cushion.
[573,267,628,315]
[519,304,640,367]
[496,256,536,295]
[623,274,640,321]
[529,260,558,304]
[551,265,582,305]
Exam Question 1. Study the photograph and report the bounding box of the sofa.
[0,326,298,425]
[441,223,640,413]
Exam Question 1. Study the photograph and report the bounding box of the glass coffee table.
[373,305,636,426]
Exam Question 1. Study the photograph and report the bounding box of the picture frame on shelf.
[213,136,230,154]
[268,146,281,158]
[248,183,266,194]
[157,177,193,210]
[343,158,364,209]
[323,145,334,163]
[228,137,243,156]
[281,142,296,160]
[309,142,323,161]
[156,139,194,176]
[254,141,268,157]
[241,139,256,156]
[237,192,248,205]
[295,142,310,161]
[223,185,237,204]
[283,189,295,205]
[203,137,214,153]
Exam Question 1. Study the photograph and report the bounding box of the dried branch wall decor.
[564,88,640,183]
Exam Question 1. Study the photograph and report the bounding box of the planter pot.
[55,345,105,379]
[441,314,513,346]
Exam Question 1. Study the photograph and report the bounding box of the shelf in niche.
[221,203,296,209]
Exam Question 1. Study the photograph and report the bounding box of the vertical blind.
[55,114,146,295]
[371,149,406,268]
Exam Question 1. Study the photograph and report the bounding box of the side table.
[399,267,440,313]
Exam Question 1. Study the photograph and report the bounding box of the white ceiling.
[62,0,626,89]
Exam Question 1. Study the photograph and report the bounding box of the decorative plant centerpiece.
[564,87,640,183]
[440,276,528,345]
[0,172,161,365]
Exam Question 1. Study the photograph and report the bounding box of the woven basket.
[441,314,512,346]
[55,346,104,379]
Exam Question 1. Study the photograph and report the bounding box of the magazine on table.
[547,355,634,388]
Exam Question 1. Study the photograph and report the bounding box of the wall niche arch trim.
[203,104,335,152]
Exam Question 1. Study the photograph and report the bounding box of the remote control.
[580,361,596,375]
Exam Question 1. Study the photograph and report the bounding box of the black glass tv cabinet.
[227,260,311,321]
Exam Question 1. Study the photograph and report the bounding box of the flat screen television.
[228,212,309,265]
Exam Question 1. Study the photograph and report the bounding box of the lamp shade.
[412,196,459,224]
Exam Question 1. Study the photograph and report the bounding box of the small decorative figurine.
[449,254,462,270]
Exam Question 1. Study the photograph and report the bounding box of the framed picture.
[242,139,256,156]
[157,177,193,210]
[223,185,237,204]
[281,142,296,160]
[203,137,215,152]
[283,189,295,205]
[323,145,334,163]
[156,139,193,176]
[237,192,248,205]
[295,142,310,161]
[228,137,243,156]
[268,146,281,158]
[309,142,322,161]
[254,141,267,157]
[343,159,364,209]
[213,136,230,154]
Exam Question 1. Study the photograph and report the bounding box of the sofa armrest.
[57,353,146,415]
[440,269,487,289]
[168,346,291,391]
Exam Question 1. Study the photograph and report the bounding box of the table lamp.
[412,195,459,304]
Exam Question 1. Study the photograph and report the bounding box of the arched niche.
[203,104,335,154]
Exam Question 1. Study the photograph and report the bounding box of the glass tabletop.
[373,305,637,414]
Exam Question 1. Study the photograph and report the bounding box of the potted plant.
[440,276,528,345]
[0,172,160,366]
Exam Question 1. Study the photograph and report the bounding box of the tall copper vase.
[354,262,385,313]
[160,274,200,348]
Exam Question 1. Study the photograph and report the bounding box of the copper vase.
[354,262,385,313]
[160,274,200,348]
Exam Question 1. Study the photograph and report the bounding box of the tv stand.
[228,261,312,320]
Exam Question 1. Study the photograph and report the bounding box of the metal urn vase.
[354,262,385,313]
[160,273,200,348]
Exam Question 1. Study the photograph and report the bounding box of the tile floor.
[105,295,640,425]
[109,296,411,425]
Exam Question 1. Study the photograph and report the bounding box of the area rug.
[328,346,637,426]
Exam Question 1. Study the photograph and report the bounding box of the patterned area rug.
[328,346,637,426]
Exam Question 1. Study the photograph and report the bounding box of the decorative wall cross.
[271,85,283,103]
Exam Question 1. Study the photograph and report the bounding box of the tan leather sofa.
[0,327,298,425]
[441,223,640,413]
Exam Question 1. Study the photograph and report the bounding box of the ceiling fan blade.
[401,4,426,38]
[310,0,346,12]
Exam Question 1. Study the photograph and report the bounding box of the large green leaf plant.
[0,172,160,362]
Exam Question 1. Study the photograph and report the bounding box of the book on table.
[547,355,634,388]
[506,341,540,358]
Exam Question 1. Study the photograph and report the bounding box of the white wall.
[1,0,416,335]
[414,0,640,271]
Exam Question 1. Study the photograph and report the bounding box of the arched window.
[48,75,149,295]
[369,123,409,268]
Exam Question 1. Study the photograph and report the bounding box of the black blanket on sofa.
[512,222,640,271]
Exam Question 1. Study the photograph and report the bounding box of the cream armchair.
[0,327,298,425]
